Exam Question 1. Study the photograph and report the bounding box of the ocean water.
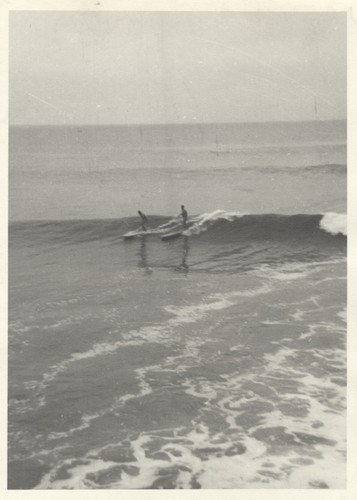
[8,121,347,489]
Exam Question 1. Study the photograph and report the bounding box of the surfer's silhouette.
[138,210,148,231]
[180,205,188,228]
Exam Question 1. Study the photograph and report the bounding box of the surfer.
[138,210,148,231]
[180,205,188,228]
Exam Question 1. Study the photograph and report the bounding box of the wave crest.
[320,213,347,236]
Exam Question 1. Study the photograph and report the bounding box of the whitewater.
[8,120,347,489]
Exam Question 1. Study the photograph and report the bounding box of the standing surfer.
[180,205,188,228]
[138,210,148,231]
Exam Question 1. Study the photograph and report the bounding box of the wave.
[300,163,346,175]
[182,211,347,251]
[236,163,347,175]
[9,211,346,249]
[9,216,170,246]
[186,209,346,236]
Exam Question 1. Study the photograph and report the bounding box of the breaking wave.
[9,211,346,249]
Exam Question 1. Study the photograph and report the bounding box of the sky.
[9,11,347,125]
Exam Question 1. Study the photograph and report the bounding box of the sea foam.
[185,209,244,236]
[320,212,346,236]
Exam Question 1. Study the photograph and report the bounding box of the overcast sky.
[9,11,346,125]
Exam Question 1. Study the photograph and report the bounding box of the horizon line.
[9,118,347,128]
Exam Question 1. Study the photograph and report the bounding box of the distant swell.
[243,163,346,175]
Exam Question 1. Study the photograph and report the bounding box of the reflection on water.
[136,235,190,274]
[138,237,153,274]
[175,236,190,272]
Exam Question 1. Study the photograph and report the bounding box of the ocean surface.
[8,121,347,489]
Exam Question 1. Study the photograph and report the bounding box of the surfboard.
[123,230,147,240]
[161,231,182,241]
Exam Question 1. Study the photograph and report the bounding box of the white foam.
[337,307,347,322]
[36,457,118,489]
[165,285,271,327]
[25,283,271,424]
[183,379,218,401]
[262,340,346,445]
[8,321,35,334]
[291,309,305,321]
[48,358,169,442]
[261,319,286,325]
[287,456,346,489]
[252,263,310,282]
[252,258,346,285]
[320,212,347,236]
[165,297,234,324]
[184,209,244,236]
[44,338,346,488]
[192,209,244,223]
[48,412,100,440]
